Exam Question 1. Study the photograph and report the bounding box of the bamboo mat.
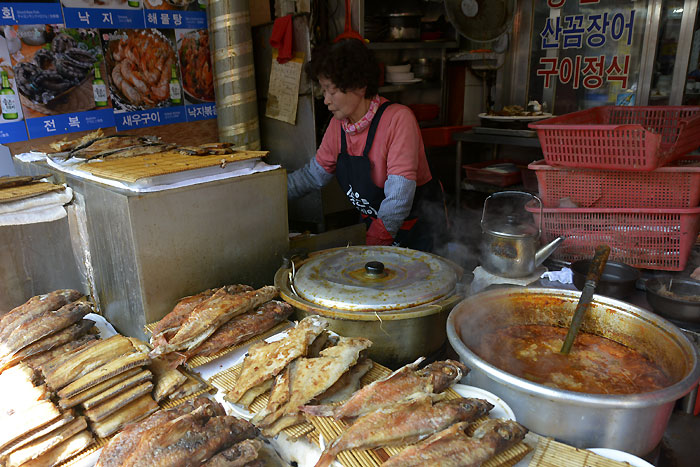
[212,360,531,467]
[0,181,64,203]
[77,149,269,183]
[529,437,639,467]
[144,321,290,369]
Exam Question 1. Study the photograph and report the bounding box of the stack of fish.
[96,397,263,467]
[0,364,93,467]
[225,316,374,436]
[149,284,291,366]
[298,357,528,467]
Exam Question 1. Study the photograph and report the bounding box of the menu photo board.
[7,25,115,140]
[61,0,145,29]
[175,28,216,122]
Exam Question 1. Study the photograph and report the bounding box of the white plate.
[451,384,516,421]
[478,112,552,122]
[386,78,423,84]
[587,448,654,467]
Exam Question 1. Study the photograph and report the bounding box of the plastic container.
[525,205,700,271]
[409,104,439,122]
[463,160,522,187]
[421,125,472,147]
[528,106,700,170]
[529,157,700,208]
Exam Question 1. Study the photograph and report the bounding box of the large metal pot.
[275,246,463,368]
[446,287,700,456]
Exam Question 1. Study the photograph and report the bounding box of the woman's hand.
[366,218,394,246]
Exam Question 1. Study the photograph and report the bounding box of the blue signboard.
[0,3,63,25]
[185,102,216,122]
[144,10,206,29]
[0,121,28,144]
[63,7,145,29]
[25,108,115,139]
[115,106,186,131]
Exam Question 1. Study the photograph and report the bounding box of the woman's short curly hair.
[306,39,380,98]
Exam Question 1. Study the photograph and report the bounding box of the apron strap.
[362,101,392,158]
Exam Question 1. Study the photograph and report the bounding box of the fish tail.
[300,404,336,417]
[314,449,338,467]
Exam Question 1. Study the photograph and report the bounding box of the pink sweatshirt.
[315,98,432,188]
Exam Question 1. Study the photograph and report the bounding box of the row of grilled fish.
[148,284,291,367]
[96,397,262,467]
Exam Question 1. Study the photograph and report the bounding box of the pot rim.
[446,287,700,409]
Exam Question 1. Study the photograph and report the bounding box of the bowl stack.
[527,105,700,272]
[384,64,421,84]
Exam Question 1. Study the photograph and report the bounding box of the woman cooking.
[287,39,444,252]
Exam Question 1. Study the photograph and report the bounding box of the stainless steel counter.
[13,158,289,339]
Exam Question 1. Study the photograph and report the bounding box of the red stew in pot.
[474,324,672,394]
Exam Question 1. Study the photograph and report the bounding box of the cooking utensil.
[561,244,610,354]
[274,246,463,368]
[645,276,700,324]
[571,259,640,300]
[447,287,700,455]
[480,191,564,278]
[386,13,422,41]
[334,0,363,42]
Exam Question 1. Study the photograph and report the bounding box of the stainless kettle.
[480,191,564,278]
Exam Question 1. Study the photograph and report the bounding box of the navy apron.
[335,101,439,251]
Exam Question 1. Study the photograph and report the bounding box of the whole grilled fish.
[96,397,223,467]
[123,411,257,467]
[150,285,253,349]
[0,290,83,344]
[69,135,161,160]
[225,315,329,406]
[201,439,261,467]
[383,419,528,467]
[0,301,92,360]
[185,300,293,360]
[302,358,468,421]
[150,286,279,356]
[314,396,494,467]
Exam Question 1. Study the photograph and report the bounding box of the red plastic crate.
[529,157,700,208]
[421,125,472,147]
[529,106,700,170]
[526,205,700,271]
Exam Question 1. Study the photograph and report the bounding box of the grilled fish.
[58,368,144,410]
[150,286,279,356]
[24,335,98,374]
[19,430,92,467]
[43,335,135,391]
[149,357,188,402]
[69,135,161,159]
[0,400,62,451]
[89,395,159,438]
[316,358,373,404]
[0,289,82,341]
[302,358,468,421]
[150,288,218,346]
[81,370,153,410]
[225,315,330,406]
[201,439,262,467]
[57,350,150,398]
[253,336,372,436]
[185,300,293,359]
[314,397,494,467]
[0,412,75,461]
[0,319,95,372]
[167,376,208,401]
[123,411,257,467]
[383,419,528,467]
[5,417,87,467]
[49,129,104,152]
[84,381,154,422]
[96,397,222,467]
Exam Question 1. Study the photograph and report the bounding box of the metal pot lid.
[292,246,458,311]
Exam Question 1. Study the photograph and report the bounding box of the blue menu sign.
[185,102,216,122]
[115,106,186,131]
[144,10,206,29]
[0,3,63,25]
[25,108,115,139]
[0,121,28,144]
[63,7,145,29]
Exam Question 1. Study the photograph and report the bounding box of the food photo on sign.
[143,0,206,11]
[100,28,181,113]
[174,28,214,105]
[0,28,25,125]
[61,0,144,10]
[8,25,111,119]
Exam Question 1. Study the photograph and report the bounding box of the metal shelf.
[379,82,440,93]
[367,41,458,50]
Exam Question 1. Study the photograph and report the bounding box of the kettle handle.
[481,191,543,236]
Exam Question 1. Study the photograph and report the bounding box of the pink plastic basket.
[529,106,700,171]
[526,205,700,271]
[529,157,700,208]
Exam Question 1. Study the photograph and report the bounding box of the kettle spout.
[534,236,565,267]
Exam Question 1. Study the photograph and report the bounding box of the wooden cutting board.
[77,150,269,183]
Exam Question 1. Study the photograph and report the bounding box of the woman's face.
[319,76,367,123]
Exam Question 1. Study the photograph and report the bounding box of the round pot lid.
[292,246,459,311]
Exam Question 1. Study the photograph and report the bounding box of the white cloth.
[540,267,574,284]
[0,187,73,226]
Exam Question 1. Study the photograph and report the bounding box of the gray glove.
[288,158,334,200]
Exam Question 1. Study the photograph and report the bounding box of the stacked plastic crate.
[527,106,700,272]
